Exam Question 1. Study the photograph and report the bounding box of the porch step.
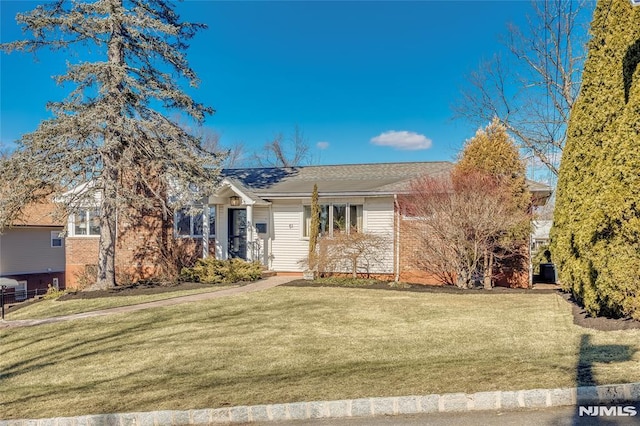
[261,270,278,279]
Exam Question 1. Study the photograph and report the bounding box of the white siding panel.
[271,202,307,271]
[250,207,270,266]
[0,228,65,275]
[364,198,395,273]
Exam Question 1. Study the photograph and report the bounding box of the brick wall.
[65,209,212,288]
[397,210,530,288]
[3,271,66,296]
[65,237,100,288]
[398,213,445,285]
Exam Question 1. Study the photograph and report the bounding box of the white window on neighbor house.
[51,231,64,247]
[15,281,27,301]
[303,203,363,238]
[73,209,100,236]
[175,206,215,238]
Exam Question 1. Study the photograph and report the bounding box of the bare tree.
[318,232,389,279]
[454,0,591,179]
[253,124,311,167]
[400,172,529,288]
[197,127,245,168]
[0,0,221,289]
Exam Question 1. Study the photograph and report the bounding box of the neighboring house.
[532,220,552,252]
[0,201,66,301]
[63,161,552,288]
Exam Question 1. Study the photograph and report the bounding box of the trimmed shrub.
[180,258,262,284]
[42,285,67,300]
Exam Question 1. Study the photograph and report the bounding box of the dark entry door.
[228,208,247,259]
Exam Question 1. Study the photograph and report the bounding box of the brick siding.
[65,209,213,288]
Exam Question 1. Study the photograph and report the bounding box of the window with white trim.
[74,209,100,236]
[15,281,27,301]
[51,231,63,247]
[175,206,215,238]
[303,203,363,237]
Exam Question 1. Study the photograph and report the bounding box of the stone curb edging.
[2,383,639,425]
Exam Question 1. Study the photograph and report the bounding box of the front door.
[228,208,247,259]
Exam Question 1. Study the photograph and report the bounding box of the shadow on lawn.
[549,335,637,426]
[0,296,329,418]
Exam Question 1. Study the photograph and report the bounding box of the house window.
[350,204,363,231]
[74,209,100,236]
[175,206,215,238]
[303,203,363,237]
[15,281,27,301]
[51,231,63,247]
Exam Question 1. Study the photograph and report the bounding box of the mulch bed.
[558,292,640,331]
[283,279,640,331]
[57,282,218,300]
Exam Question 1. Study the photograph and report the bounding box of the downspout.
[394,194,400,282]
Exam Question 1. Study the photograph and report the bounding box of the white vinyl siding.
[270,201,308,272]
[363,198,395,274]
[268,197,395,273]
[0,227,66,276]
[250,207,270,266]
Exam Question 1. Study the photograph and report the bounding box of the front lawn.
[1,286,639,420]
[4,284,237,320]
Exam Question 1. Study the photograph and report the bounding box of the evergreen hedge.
[552,0,640,319]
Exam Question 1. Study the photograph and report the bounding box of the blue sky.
[2,1,544,167]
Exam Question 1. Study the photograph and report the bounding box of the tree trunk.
[96,164,119,289]
[456,268,472,289]
[95,0,125,290]
[483,251,493,290]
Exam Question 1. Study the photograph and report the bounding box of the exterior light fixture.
[229,195,242,207]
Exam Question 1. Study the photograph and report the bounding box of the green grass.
[4,285,236,320]
[1,287,640,420]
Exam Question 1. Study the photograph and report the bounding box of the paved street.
[251,403,640,426]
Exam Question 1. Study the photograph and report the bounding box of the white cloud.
[316,141,330,150]
[370,130,432,151]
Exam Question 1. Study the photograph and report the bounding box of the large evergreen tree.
[0,0,221,289]
[453,119,531,288]
[552,0,640,319]
[454,118,530,212]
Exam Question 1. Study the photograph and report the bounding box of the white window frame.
[15,281,27,301]
[51,231,64,247]
[303,203,363,238]
[72,209,101,237]
[175,205,216,239]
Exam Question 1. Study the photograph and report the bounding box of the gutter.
[257,191,402,199]
[394,194,401,282]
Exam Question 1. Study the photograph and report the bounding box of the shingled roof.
[221,162,455,196]
[9,200,64,227]
[220,161,553,207]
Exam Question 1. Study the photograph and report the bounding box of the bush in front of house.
[43,285,68,300]
[180,258,263,284]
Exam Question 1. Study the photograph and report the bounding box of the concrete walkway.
[0,275,296,330]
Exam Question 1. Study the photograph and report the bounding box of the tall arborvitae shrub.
[308,184,320,274]
[552,0,640,319]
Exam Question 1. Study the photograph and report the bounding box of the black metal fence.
[2,288,50,305]
[1,287,52,319]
